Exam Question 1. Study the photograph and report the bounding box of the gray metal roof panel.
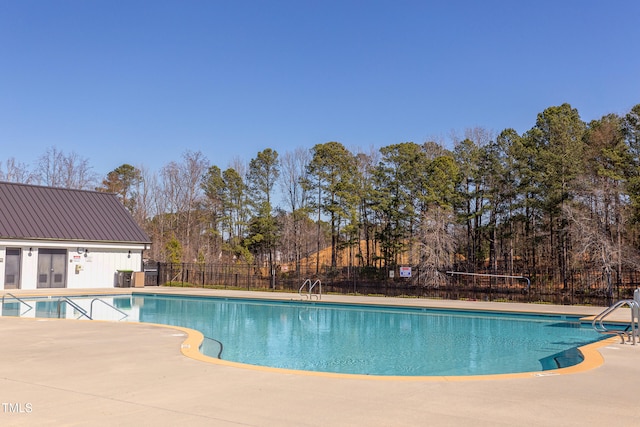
[0,182,151,243]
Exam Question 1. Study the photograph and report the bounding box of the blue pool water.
[133,295,607,376]
[3,294,607,376]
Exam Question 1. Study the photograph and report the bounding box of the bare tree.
[415,205,456,287]
[564,202,617,299]
[181,151,209,261]
[161,161,184,215]
[279,147,311,271]
[35,147,64,187]
[62,151,96,189]
[421,140,449,160]
[134,165,156,221]
[353,146,379,267]
[35,147,96,189]
[133,165,156,232]
[147,167,169,262]
[158,151,209,262]
[0,158,35,183]
[228,156,247,179]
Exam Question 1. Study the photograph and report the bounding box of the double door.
[37,249,67,288]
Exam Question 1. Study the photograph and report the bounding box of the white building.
[0,182,151,290]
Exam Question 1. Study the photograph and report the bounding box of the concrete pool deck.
[1,287,639,426]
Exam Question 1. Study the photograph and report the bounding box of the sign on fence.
[400,266,412,278]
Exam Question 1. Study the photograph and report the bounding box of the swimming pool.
[3,293,607,376]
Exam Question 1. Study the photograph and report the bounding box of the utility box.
[116,270,133,287]
[132,271,145,288]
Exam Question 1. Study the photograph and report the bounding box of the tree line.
[3,103,640,290]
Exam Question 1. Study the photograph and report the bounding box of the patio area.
[1,288,639,426]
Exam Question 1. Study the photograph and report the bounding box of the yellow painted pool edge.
[1,290,621,381]
[156,322,618,382]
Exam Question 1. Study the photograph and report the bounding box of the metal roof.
[0,182,151,244]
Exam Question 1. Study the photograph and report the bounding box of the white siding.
[1,240,147,290]
[68,248,143,288]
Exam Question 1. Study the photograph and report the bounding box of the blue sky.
[1,0,639,178]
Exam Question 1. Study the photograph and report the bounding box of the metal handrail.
[202,336,224,359]
[90,298,128,321]
[299,278,322,300]
[1,292,34,316]
[57,297,92,320]
[309,279,321,300]
[592,299,639,345]
[299,279,311,297]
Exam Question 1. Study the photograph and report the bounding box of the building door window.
[37,249,67,288]
[4,248,21,289]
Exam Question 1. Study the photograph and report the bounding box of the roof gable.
[0,182,151,244]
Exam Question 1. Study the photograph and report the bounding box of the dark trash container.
[116,270,133,287]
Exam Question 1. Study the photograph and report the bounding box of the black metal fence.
[146,262,640,306]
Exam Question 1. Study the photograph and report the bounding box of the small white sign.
[400,266,412,278]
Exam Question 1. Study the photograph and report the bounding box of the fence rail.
[147,262,640,306]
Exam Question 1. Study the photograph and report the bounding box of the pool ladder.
[299,279,322,300]
[592,291,639,345]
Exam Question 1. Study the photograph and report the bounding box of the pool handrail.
[202,336,224,358]
[1,292,34,316]
[299,278,322,300]
[57,296,92,320]
[90,298,128,321]
[299,279,311,297]
[592,299,639,345]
